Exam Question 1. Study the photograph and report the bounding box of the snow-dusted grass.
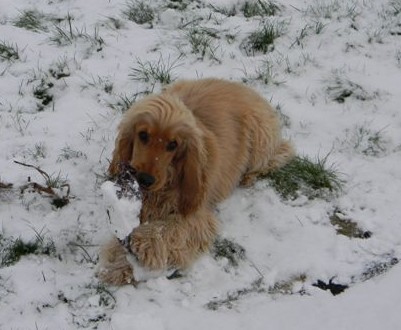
[265,155,343,200]
[129,55,181,91]
[0,41,20,61]
[122,0,155,25]
[1,0,401,329]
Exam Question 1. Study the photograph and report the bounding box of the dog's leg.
[98,237,137,285]
[130,209,218,271]
[240,140,295,187]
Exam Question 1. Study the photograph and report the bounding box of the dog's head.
[109,93,208,215]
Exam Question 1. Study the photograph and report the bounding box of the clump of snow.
[101,181,141,240]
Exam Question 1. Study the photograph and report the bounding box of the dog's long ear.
[176,131,209,216]
[108,128,133,176]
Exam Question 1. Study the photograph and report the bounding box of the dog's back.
[164,79,294,202]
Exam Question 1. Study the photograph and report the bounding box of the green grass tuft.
[107,92,142,113]
[186,27,220,61]
[0,41,20,62]
[242,20,286,55]
[1,233,56,267]
[265,155,343,200]
[13,9,46,32]
[325,73,376,103]
[49,15,105,51]
[122,1,155,25]
[241,0,280,18]
[129,55,181,91]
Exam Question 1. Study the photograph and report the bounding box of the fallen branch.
[14,160,51,183]
[14,160,71,208]
[0,181,13,189]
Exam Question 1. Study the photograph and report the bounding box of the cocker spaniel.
[99,78,294,285]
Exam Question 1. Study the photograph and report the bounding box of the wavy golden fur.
[99,79,294,285]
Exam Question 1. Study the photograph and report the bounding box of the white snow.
[1,0,401,329]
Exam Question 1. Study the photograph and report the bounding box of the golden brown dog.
[99,79,294,285]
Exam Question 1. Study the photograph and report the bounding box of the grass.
[0,231,56,268]
[242,19,286,55]
[359,257,399,282]
[107,92,141,113]
[28,142,47,160]
[129,55,181,91]
[268,274,307,295]
[206,278,264,310]
[290,24,311,48]
[86,75,114,94]
[45,171,69,189]
[367,28,387,44]
[33,78,54,111]
[10,112,31,136]
[50,16,105,51]
[241,0,280,18]
[330,209,372,239]
[389,0,401,16]
[314,20,326,34]
[166,0,189,11]
[57,145,87,162]
[254,59,284,85]
[209,4,237,17]
[275,103,291,128]
[242,56,284,85]
[103,16,126,30]
[122,1,155,25]
[341,125,387,157]
[186,27,220,61]
[264,155,343,200]
[305,0,360,20]
[49,57,71,80]
[13,9,46,32]
[211,237,246,268]
[306,0,341,19]
[290,21,326,48]
[0,41,20,61]
[325,72,377,103]
[14,160,71,208]
[379,0,401,19]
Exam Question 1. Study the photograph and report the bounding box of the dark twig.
[14,160,51,182]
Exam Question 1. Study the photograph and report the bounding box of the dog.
[99,78,294,285]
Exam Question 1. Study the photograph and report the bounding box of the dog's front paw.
[98,237,136,286]
[130,224,169,270]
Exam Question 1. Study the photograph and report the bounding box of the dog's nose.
[136,172,155,188]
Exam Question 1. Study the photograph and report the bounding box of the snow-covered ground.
[1,0,401,329]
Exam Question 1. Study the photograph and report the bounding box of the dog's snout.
[136,172,156,188]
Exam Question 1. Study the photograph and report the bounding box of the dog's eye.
[166,140,178,152]
[138,131,149,144]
